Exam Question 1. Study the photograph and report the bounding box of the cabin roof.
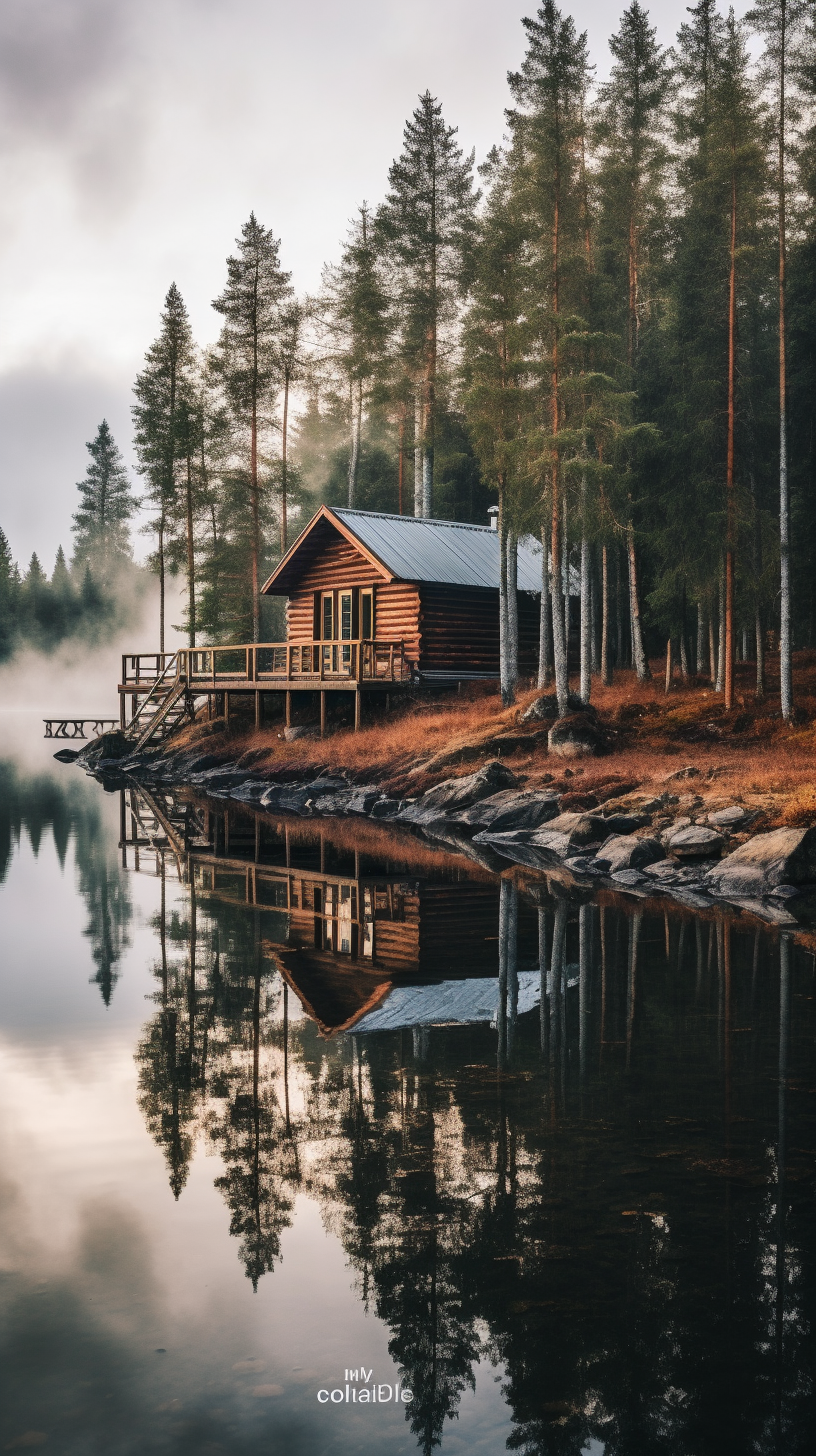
[262,504,553,594]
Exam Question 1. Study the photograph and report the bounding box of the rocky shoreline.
[72,723,816,931]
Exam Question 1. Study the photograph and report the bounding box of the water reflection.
[0,759,131,1003]
[115,783,816,1454]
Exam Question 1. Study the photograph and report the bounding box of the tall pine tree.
[71,421,137,586]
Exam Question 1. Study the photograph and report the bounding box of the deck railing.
[121,641,411,688]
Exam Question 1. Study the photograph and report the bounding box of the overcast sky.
[0,0,752,569]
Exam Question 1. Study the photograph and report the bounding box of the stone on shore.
[548,713,607,759]
[519,690,590,724]
[453,788,560,832]
[595,835,664,873]
[666,825,724,858]
[704,826,816,897]
[400,760,518,822]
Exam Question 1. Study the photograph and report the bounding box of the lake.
[1,715,814,1455]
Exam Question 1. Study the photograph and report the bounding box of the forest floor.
[169,649,816,831]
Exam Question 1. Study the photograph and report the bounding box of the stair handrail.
[126,652,183,733]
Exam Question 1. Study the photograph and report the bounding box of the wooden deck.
[119,639,413,733]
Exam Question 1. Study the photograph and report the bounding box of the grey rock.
[595,835,664,872]
[229,779,272,802]
[667,825,724,858]
[454,789,560,832]
[519,690,588,723]
[282,723,320,741]
[370,797,402,819]
[347,787,382,815]
[611,868,646,886]
[471,828,560,870]
[707,805,751,827]
[603,813,651,835]
[705,826,816,897]
[538,811,609,847]
[642,858,684,883]
[563,855,605,876]
[548,713,607,759]
[404,760,519,821]
[768,883,800,901]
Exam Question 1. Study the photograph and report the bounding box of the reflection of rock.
[705,826,816,897]
[548,713,607,758]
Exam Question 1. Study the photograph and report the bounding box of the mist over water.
[1,707,815,1454]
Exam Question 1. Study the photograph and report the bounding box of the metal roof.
[332,508,549,591]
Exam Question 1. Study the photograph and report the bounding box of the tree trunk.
[679,630,689,683]
[538,526,552,687]
[397,407,404,515]
[778,4,792,718]
[507,530,518,700]
[250,397,259,643]
[185,449,196,648]
[627,525,650,680]
[601,544,612,685]
[756,606,765,698]
[280,369,290,554]
[725,165,737,709]
[591,549,600,674]
[499,484,513,707]
[551,488,568,715]
[615,547,623,668]
[716,567,725,692]
[414,394,423,518]
[158,516,165,655]
[709,607,717,683]
[697,601,705,676]
[580,477,591,703]
[665,637,673,693]
[347,380,361,508]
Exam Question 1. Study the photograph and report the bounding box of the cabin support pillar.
[255,691,262,730]
[224,692,230,727]
[285,690,292,728]
[320,691,327,738]
[120,695,126,730]
[354,690,362,732]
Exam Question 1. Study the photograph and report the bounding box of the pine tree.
[0,527,19,661]
[506,0,593,715]
[378,92,478,518]
[71,421,137,585]
[593,1,672,682]
[316,204,391,509]
[276,299,308,551]
[746,0,810,718]
[211,214,294,641]
[133,283,196,652]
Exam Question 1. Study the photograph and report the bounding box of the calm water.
[1,721,815,1456]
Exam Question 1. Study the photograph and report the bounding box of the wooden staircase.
[125,655,193,750]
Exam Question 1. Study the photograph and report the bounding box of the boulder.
[666,824,724,858]
[595,835,664,873]
[281,724,320,741]
[454,789,560,832]
[53,748,80,763]
[540,811,609,847]
[704,826,816,898]
[482,810,608,860]
[519,690,589,724]
[548,712,607,759]
[78,729,130,763]
[403,760,519,821]
[707,805,752,828]
[370,797,402,819]
[603,813,651,835]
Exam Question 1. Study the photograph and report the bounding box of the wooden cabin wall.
[418,585,539,677]
[417,883,501,976]
[284,530,421,659]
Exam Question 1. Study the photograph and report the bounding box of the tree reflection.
[131,847,816,1452]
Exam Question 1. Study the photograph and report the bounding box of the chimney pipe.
[487,506,499,531]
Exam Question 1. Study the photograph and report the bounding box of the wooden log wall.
[285,529,421,661]
[417,585,539,676]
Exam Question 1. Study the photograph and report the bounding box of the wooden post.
[354,690,362,731]
[320,691,326,738]
[120,693,126,730]
[224,691,231,727]
[285,690,292,728]
[255,692,262,730]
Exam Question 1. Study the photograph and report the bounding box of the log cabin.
[118,504,578,737]
[261,503,548,688]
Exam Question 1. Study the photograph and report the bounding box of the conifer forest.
[3,0,816,725]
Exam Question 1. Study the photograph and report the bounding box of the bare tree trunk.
[251,395,260,643]
[697,601,705,676]
[499,484,513,707]
[185,449,196,648]
[601,544,612,685]
[665,637,673,694]
[347,379,361,508]
[709,606,717,683]
[725,166,737,709]
[507,530,518,699]
[397,406,404,516]
[414,394,423,518]
[716,567,726,692]
[538,526,552,687]
[627,525,650,679]
[591,548,600,675]
[551,492,568,716]
[778,5,792,719]
[756,606,765,698]
[680,631,689,682]
[158,516,165,655]
[580,477,591,703]
[615,546,623,668]
[280,369,290,554]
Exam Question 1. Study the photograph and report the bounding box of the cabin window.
[340,592,353,640]
[361,589,373,640]
[321,593,334,640]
